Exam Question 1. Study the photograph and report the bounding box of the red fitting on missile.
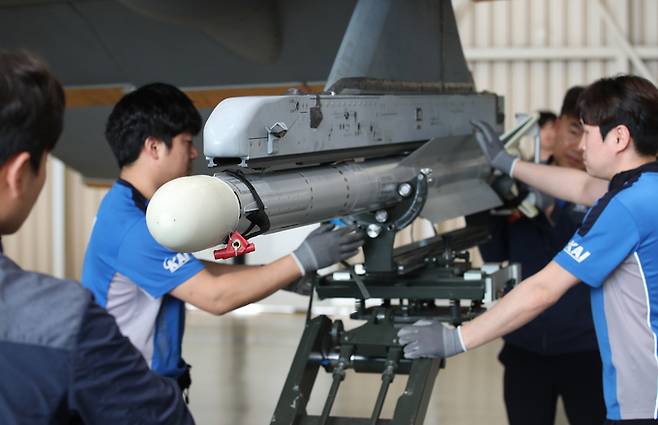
[214,232,256,260]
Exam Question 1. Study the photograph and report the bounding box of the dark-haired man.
[537,110,557,162]
[0,51,193,424]
[399,75,658,424]
[478,86,605,425]
[82,83,363,394]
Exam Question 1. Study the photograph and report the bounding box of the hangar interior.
[2,0,658,424]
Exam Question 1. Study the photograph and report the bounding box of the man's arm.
[512,161,608,207]
[472,120,608,207]
[171,255,301,315]
[460,261,579,349]
[72,299,193,425]
[172,224,363,315]
[397,261,579,358]
[201,260,253,276]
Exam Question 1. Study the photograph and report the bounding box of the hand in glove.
[397,320,466,359]
[471,120,518,176]
[292,223,364,275]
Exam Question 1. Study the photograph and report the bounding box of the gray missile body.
[221,157,411,235]
[146,92,503,254]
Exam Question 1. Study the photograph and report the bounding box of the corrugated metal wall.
[3,0,657,280]
[2,160,55,274]
[459,0,658,127]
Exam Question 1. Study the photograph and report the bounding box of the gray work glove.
[292,223,364,275]
[397,320,466,359]
[471,120,518,176]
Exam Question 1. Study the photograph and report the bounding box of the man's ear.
[144,136,163,160]
[3,152,32,198]
[611,125,632,153]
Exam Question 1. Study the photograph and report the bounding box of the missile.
[146,174,240,254]
[147,140,500,255]
[148,156,413,253]
[146,93,504,256]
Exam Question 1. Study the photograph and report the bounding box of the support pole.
[318,346,354,425]
[369,348,401,425]
[51,156,66,278]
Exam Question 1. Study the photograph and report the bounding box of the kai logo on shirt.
[563,240,591,263]
[163,253,191,273]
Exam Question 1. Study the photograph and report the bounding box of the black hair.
[560,86,585,118]
[105,82,202,168]
[0,50,65,171]
[578,75,658,156]
[537,110,557,128]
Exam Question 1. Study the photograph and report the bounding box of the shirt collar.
[608,161,658,192]
[116,178,148,213]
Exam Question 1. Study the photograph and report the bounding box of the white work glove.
[397,320,466,359]
[291,223,364,275]
[471,120,518,176]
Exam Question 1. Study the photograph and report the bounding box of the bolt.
[398,183,412,198]
[268,122,288,138]
[366,224,382,238]
[375,210,388,223]
[421,168,433,183]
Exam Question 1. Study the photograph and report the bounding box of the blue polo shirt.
[82,180,204,379]
[554,163,658,420]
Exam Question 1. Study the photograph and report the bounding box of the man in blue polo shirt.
[82,83,363,395]
[398,75,658,424]
[477,86,605,425]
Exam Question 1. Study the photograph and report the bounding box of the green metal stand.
[270,311,443,425]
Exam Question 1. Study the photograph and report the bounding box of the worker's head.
[0,50,65,235]
[537,110,557,160]
[105,83,202,186]
[552,86,585,170]
[578,75,658,179]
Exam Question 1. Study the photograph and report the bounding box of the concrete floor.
[183,311,569,425]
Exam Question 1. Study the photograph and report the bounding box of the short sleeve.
[554,198,640,288]
[71,298,194,425]
[116,217,204,298]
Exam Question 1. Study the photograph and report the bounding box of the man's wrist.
[456,326,467,352]
[496,152,518,176]
[509,157,520,177]
[289,252,306,276]
[442,325,467,358]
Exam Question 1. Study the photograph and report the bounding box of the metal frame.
[270,221,520,425]
[270,314,443,425]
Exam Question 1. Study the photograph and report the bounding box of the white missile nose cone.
[146,175,240,253]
